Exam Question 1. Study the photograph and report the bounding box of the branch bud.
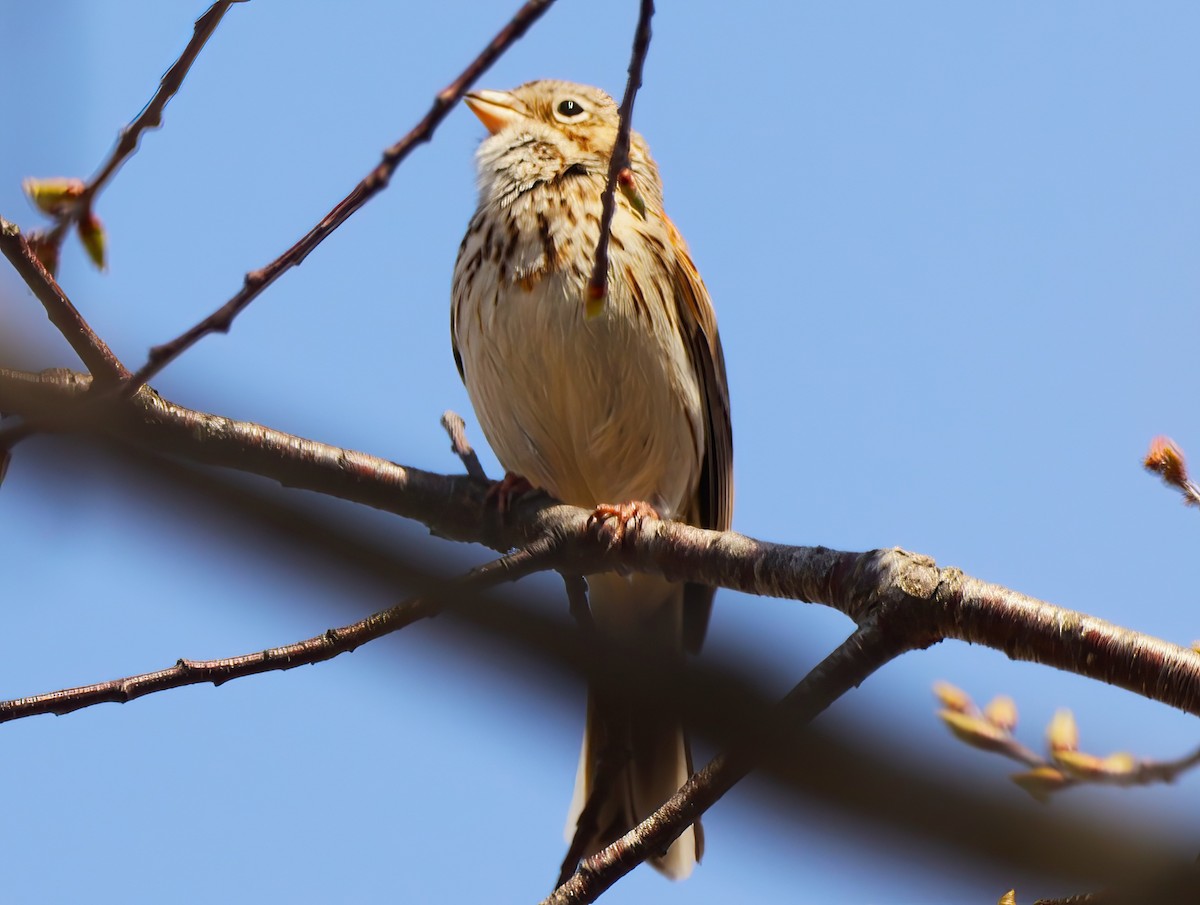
[23,177,85,216]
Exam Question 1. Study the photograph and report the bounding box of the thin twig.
[441,409,487,481]
[937,685,1200,798]
[557,712,631,887]
[19,3,244,273]
[85,1,246,204]
[0,218,129,384]
[544,619,911,903]
[120,0,558,398]
[0,538,559,724]
[586,0,655,303]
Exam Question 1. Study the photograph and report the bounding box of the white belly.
[456,253,702,520]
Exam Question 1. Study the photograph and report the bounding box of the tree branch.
[16,3,245,278]
[4,410,1193,890]
[587,0,654,305]
[0,220,128,385]
[441,408,488,481]
[0,538,558,723]
[85,1,247,204]
[544,618,910,903]
[3,366,1199,722]
[120,0,558,398]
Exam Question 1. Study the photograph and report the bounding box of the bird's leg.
[485,471,535,517]
[587,500,661,548]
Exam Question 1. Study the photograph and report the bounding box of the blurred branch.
[120,0,558,398]
[586,0,654,306]
[0,219,128,385]
[0,539,557,723]
[7,429,1192,891]
[936,685,1200,802]
[4,365,1200,723]
[545,617,910,904]
[1031,860,1200,905]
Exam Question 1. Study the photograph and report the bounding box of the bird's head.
[464,79,660,209]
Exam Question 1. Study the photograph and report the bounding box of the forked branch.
[545,618,910,904]
[3,366,1200,724]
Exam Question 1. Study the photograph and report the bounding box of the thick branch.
[5,426,1185,889]
[3,366,1199,719]
[122,0,557,397]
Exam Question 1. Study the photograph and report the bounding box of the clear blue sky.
[2,3,1199,903]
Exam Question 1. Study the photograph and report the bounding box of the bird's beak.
[464,89,524,135]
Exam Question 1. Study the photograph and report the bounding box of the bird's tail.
[563,576,701,880]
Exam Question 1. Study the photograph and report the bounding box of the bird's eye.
[555,99,586,120]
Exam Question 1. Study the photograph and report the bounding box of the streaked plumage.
[451,79,732,880]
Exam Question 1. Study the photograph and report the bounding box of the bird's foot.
[486,472,535,517]
[587,500,661,548]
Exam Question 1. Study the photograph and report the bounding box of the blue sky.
[2,3,1199,903]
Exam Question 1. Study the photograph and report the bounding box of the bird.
[450,79,732,880]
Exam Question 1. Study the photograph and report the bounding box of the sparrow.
[451,79,732,879]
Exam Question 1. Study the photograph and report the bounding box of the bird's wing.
[666,217,734,653]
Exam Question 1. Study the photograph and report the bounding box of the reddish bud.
[585,280,606,319]
[617,167,647,219]
[1144,436,1189,494]
[77,211,107,271]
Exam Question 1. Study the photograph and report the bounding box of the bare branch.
[0,219,129,385]
[0,539,558,724]
[441,409,488,481]
[4,366,1200,723]
[120,0,558,398]
[586,0,654,305]
[85,1,246,204]
[545,618,909,903]
[16,3,244,276]
[5,421,1193,890]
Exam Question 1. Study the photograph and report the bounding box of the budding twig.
[586,0,655,311]
[121,0,557,399]
[0,218,128,385]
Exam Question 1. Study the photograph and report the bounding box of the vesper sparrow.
[451,80,733,880]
